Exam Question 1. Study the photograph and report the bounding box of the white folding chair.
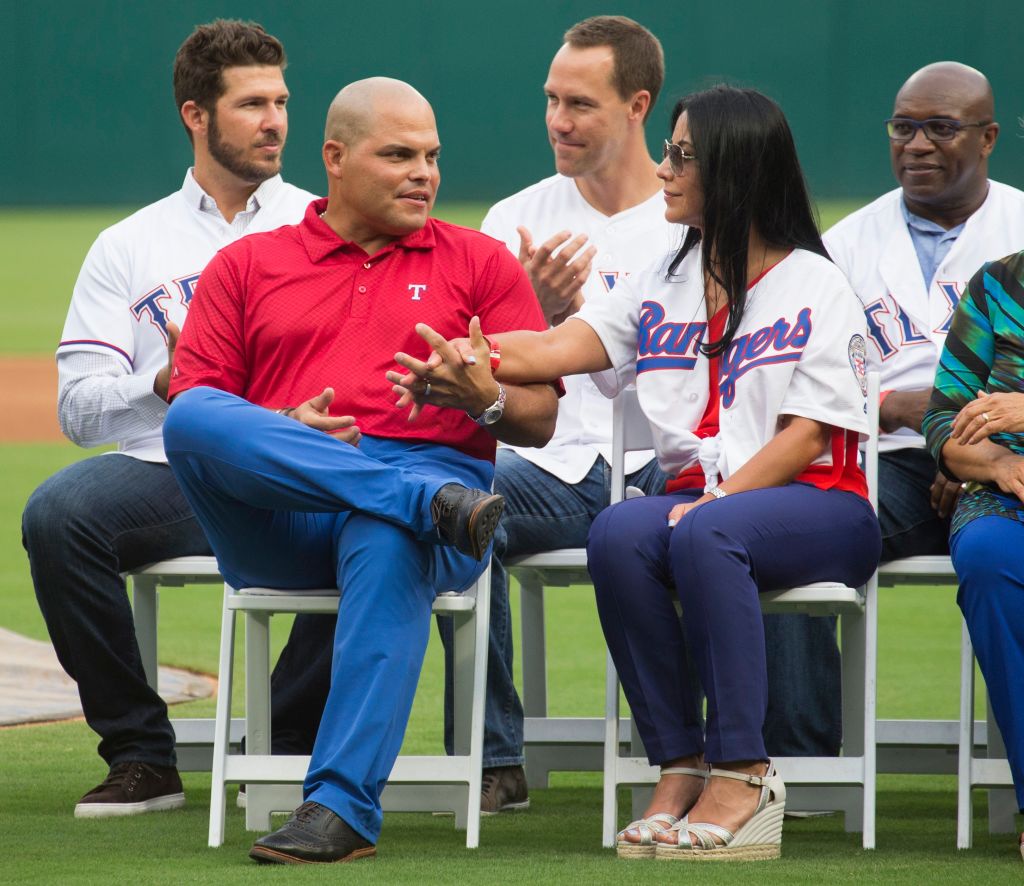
[124,556,243,768]
[506,393,641,786]
[601,373,883,850]
[872,491,1014,837]
[957,621,1016,848]
[207,565,492,849]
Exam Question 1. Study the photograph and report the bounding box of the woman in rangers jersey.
[396,84,881,861]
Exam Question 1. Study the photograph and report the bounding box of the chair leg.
[131,575,160,691]
[862,579,878,850]
[208,586,236,848]
[839,603,869,841]
[602,651,619,848]
[957,619,975,850]
[245,609,274,832]
[520,575,555,790]
[465,566,491,849]
[986,697,1017,834]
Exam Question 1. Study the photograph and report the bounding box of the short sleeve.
[168,248,249,398]
[778,277,870,437]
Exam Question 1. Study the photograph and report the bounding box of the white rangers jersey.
[823,180,1024,452]
[58,171,315,462]
[481,173,677,483]
[575,247,869,480]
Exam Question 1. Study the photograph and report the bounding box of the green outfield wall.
[4,0,1021,205]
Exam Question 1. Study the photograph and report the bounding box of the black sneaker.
[431,484,504,561]
[480,765,530,815]
[74,762,185,818]
[249,801,376,864]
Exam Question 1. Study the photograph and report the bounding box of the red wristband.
[484,336,500,373]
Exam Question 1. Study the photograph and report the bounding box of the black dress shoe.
[249,801,376,864]
[431,484,504,561]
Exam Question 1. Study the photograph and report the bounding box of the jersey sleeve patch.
[848,333,868,397]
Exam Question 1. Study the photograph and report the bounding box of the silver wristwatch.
[470,383,506,426]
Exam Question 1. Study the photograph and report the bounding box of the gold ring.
[982,411,990,422]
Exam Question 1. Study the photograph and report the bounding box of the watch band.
[470,382,506,425]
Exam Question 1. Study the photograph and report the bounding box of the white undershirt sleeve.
[57,351,167,448]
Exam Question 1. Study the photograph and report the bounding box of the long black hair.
[667,85,827,356]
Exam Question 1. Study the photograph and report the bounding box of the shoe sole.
[616,842,657,859]
[466,495,505,561]
[656,843,780,861]
[74,792,185,818]
[249,845,376,865]
[480,798,530,817]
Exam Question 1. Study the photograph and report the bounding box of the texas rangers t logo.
[408,283,427,301]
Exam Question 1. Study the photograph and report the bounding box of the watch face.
[480,405,503,425]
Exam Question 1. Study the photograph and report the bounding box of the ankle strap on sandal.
[660,766,709,778]
[707,764,774,786]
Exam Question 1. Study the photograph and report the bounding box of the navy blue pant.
[163,387,489,842]
[587,485,880,764]
[952,510,1024,811]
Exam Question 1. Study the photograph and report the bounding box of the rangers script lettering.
[636,301,706,372]
[719,307,812,407]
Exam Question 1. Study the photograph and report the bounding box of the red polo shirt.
[170,198,550,462]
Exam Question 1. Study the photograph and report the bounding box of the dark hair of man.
[564,16,664,121]
[173,19,286,140]
[667,85,827,357]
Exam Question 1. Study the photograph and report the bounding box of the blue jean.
[22,453,212,767]
[438,450,666,766]
[588,486,881,764]
[878,447,951,562]
[22,451,342,767]
[952,510,1024,812]
[163,387,487,842]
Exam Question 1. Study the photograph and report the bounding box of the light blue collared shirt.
[900,198,966,289]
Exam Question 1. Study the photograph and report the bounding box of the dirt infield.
[0,357,62,442]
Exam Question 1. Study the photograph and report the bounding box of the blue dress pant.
[587,485,880,765]
[163,387,489,842]
[951,509,1024,811]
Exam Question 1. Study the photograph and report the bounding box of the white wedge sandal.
[615,766,708,859]
[655,761,786,862]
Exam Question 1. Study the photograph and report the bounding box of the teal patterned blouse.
[923,250,1024,536]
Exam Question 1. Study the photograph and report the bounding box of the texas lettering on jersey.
[636,300,814,407]
[862,282,963,359]
[129,272,201,341]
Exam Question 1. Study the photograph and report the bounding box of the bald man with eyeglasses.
[814,60,1024,743]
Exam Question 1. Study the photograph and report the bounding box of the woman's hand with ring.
[951,390,1024,445]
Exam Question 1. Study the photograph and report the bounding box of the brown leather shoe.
[74,762,185,818]
[431,484,504,561]
[480,765,530,815]
[249,801,376,864]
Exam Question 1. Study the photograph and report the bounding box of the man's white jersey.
[576,247,869,479]
[824,180,1024,451]
[58,171,315,462]
[481,173,676,483]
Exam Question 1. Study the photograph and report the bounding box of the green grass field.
[1,203,1020,880]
